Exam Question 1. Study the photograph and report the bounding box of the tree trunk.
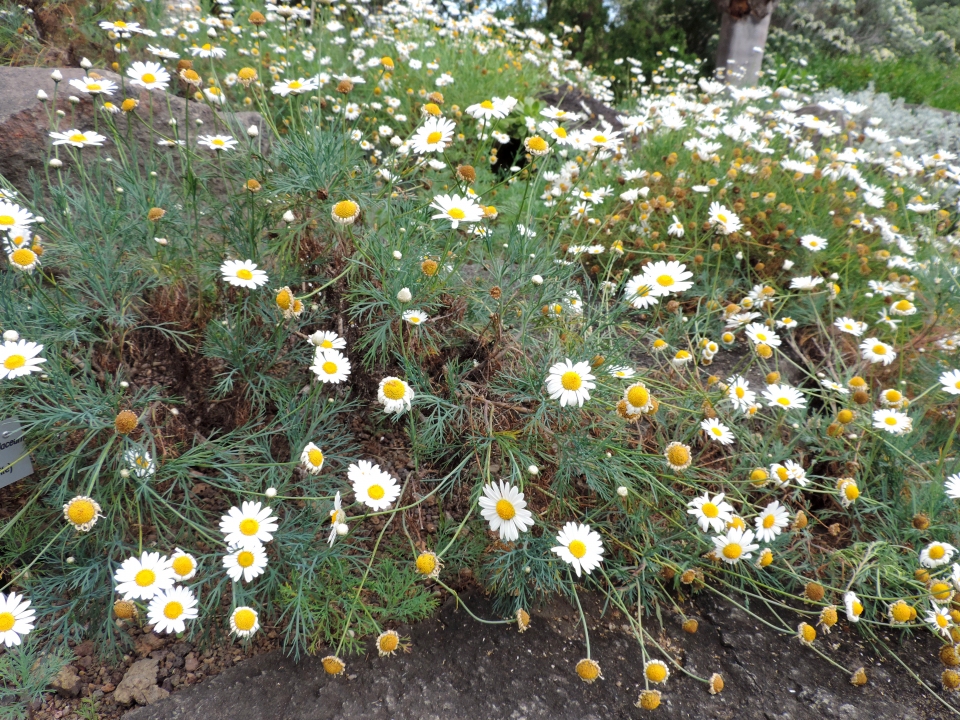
[714,0,778,87]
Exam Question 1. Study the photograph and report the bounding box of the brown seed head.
[114,599,137,619]
[337,79,354,94]
[850,667,867,686]
[249,10,266,24]
[709,673,724,694]
[489,285,501,300]
[421,259,439,277]
[940,645,960,667]
[147,207,166,222]
[114,410,138,435]
[456,164,476,183]
[682,618,698,634]
[913,513,930,531]
[805,582,825,602]
[852,390,870,405]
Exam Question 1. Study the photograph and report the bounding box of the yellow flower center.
[763,514,775,529]
[172,556,194,576]
[368,484,385,500]
[448,208,465,220]
[480,100,494,109]
[645,663,667,683]
[526,136,548,152]
[932,582,952,600]
[378,632,399,652]
[12,248,35,267]
[308,448,324,466]
[711,427,723,436]
[776,467,789,481]
[202,43,212,51]
[626,385,649,408]
[0,612,14,632]
[334,200,358,218]
[236,550,255,568]
[776,397,791,406]
[554,127,567,138]
[722,543,742,560]
[593,134,607,143]
[701,502,719,519]
[415,552,436,575]
[873,344,886,355]
[0,215,12,226]
[236,268,254,280]
[735,387,745,399]
[426,131,443,144]
[495,499,515,520]
[891,602,913,622]
[424,103,440,116]
[67,499,95,524]
[885,390,901,402]
[239,518,259,536]
[164,601,184,619]
[212,138,225,146]
[568,539,587,558]
[937,614,949,628]
[321,361,338,375]
[115,20,127,27]
[320,339,333,349]
[142,73,156,84]
[931,545,945,560]
[560,371,582,391]
[884,417,897,426]
[88,84,101,92]
[851,601,863,616]
[234,608,256,630]
[666,445,690,466]
[4,354,26,371]
[382,379,406,400]
[276,289,292,309]
[135,569,156,587]
[845,484,860,500]
[894,300,911,311]
[289,80,302,89]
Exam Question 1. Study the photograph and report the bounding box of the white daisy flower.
[686,492,733,533]
[219,501,279,549]
[790,276,824,291]
[309,330,346,351]
[271,76,320,96]
[700,418,734,445]
[799,234,827,251]
[147,585,198,634]
[707,202,742,234]
[639,260,694,297]
[844,591,864,623]
[872,409,912,435]
[349,460,401,511]
[230,606,260,637]
[712,527,759,564]
[0,201,35,230]
[745,322,781,347]
[378,376,414,414]
[429,193,484,229]
[945,473,960,500]
[551,522,604,577]
[726,376,756,412]
[754,500,789,543]
[114,551,176,601]
[402,309,429,326]
[189,43,226,59]
[860,338,896,366]
[310,349,351,384]
[124,448,156,477]
[939,369,960,396]
[99,19,144,33]
[0,339,46,380]
[623,275,660,309]
[762,384,807,410]
[328,491,346,547]
[925,603,953,638]
[68,76,118,95]
[197,135,238,151]
[608,366,636,378]
[300,442,325,474]
[220,259,268,289]
[410,116,456,154]
[0,591,35,647]
[126,60,171,90]
[478,480,534,542]
[169,548,198,582]
[49,129,107,148]
[223,542,268,582]
[545,359,595,408]
[920,541,956,568]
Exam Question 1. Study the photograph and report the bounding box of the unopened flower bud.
[397,287,412,303]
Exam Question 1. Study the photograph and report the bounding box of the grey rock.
[0,66,266,195]
[51,665,81,698]
[114,658,169,706]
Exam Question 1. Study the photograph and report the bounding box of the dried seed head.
[943,670,960,691]
[709,673,724,694]
[245,179,262,192]
[913,513,931,531]
[682,618,698,634]
[421,259,439,277]
[147,207,166,222]
[114,599,137,619]
[516,608,530,633]
[940,645,960,667]
[852,390,870,405]
[114,410,138,435]
[456,164,476,183]
[805,582,825,602]
[337,79,354,94]
[850,667,867,686]
[322,656,346,675]
[837,408,854,424]
[249,10,266,24]
[636,689,661,710]
[793,511,808,530]
[489,286,502,300]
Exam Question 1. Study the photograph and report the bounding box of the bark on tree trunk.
[714,0,778,88]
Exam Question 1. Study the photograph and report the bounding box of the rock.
[0,67,267,196]
[135,632,165,656]
[74,640,95,657]
[51,665,81,698]
[113,658,169,706]
[184,654,200,673]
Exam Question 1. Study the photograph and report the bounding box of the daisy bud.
[265,487,277,498]
[531,274,543,285]
[397,287,412,303]
[247,124,259,137]
[66,556,74,563]
[393,250,403,259]
[850,667,867,686]
[51,69,62,81]
[282,210,296,223]
[336,523,349,536]
[80,57,92,69]
[69,95,80,104]
[2,330,19,342]
[56,109,65,117]
[37,89,48,101]
[617,486,628,498]
[120,469,130,478]
[527,465,539,475]
[206,27,218,37]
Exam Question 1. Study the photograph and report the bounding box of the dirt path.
[123,592,956,720]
